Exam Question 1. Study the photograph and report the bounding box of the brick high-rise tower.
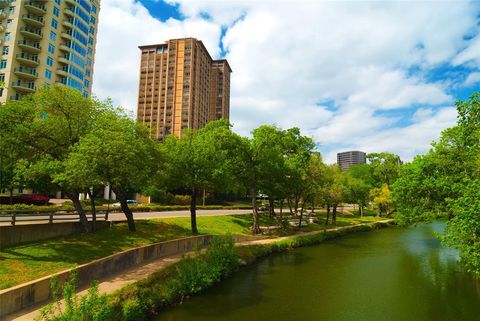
[136,38,232,140]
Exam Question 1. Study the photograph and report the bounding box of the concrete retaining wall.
[0,234,259,318]
[0,221,110,248]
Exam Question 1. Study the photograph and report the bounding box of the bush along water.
[36,222,391,321]
[36,235,241,321]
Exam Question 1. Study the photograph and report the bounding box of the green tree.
[64,107,159,232]
[5,87,101,231]
[393,93,480,274]
[344,175,371,217]
[0,102,34,203]
[320,164,345,225]
[370,184,393,217]
[443,179,480,276]
[281,128,315,215]
[367,152,402,187]
[233,125,287,233]
[162,120,239,234]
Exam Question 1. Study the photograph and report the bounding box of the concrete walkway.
[2,220,392,321]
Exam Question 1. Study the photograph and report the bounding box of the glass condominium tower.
[0,0,100,103]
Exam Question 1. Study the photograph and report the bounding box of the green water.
[154,222,480,321]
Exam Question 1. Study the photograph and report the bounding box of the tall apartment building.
[337,151,367,171]
[0,0,100,103]
[137,38,232,140]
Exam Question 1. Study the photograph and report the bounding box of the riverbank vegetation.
[393,93,480,275]
[37,222,389,321]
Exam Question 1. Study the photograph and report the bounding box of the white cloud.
[453,34,480,67]
[464,72,480,87]
[92,0,478,163]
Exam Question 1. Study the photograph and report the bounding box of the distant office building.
[337,151,366,171]
[136,37,232,140]
[0,0,100,103]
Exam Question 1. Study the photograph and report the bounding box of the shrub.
[36,271,113,321]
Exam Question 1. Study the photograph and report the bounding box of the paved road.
[0,209,253,226]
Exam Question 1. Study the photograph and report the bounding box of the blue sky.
[93,0,480,163]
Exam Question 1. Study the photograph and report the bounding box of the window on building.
[87,47,92,55]
[6,20,12,29]
[92,5,97,14]
[51,19,58,29]
[48,44,55,54]
[0,60,7,68]
[2,46,8,55]
[4,33,10,41]
[46,56,53,66]
[84,79,89,88]
[0,73,5,82]
[8,6,14,15]
[50,31,56,41]
[45,69,52,80]
[89,26,94,35]
[55,0,61,4]
[53,7,59,17]
[88,37,94,45]
[90,16,95,24]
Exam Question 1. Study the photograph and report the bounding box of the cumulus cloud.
[92,0,479,163]
[465,72,480,87]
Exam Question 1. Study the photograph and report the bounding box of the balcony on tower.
[16,52,39,67]
[24,1,46,16]
[11,80,36,93]
[17,39,41,53]
[22,14,44,28]
[20,26,43,40]
[14,66,38,80]
[57,65,69,77]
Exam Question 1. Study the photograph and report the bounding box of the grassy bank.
[0,212,385,289]
[36,221,392,321]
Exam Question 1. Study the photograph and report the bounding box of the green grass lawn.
[0,212,384,290]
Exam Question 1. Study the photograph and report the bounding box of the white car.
[111,200,138,207]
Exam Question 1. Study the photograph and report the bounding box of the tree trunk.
[87,189,97,232]
[311,199,315,213]
[325,205,330,225]
[190,187,198,234]
[251,185,260,234]
[279,199,284,220]
[298,198,307,229]
[9,187,13,205]
[294,194,300,215]
[68,191,90,233]
[360,205,364,217]
[287,197,293,215]
[114,189,136,231]
[332,205,337,225]
[268,196,275,218]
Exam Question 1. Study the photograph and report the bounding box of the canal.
[154,222,480,321]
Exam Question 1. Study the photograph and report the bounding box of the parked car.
[111,200,138,207]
